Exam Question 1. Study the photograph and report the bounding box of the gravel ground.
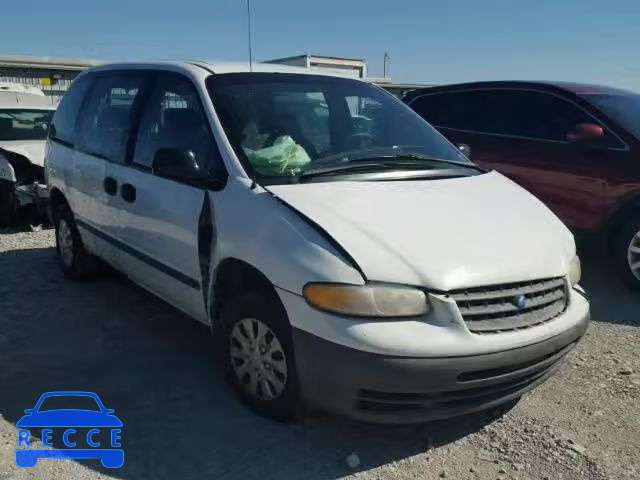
[0,229,638,480]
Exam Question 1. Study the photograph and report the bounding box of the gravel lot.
[0,229,638,480]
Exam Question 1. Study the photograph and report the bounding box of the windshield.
[582,93,640,138]
[0,109,53,141]
[207,73,469,184]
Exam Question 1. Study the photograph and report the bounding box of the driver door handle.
[103,177,118,196]
[121,183,136,203]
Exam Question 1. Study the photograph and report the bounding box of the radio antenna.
[246,0,253,71]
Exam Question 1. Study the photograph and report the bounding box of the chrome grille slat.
[449,277,568,334]
[450,278,565,302]
[458,288,565,316]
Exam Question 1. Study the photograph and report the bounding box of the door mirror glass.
[567,123,605,144]
[152,148,206,181]
[457,143,471,159]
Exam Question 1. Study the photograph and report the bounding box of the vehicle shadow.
[578,240,639,327]
[0,245,501,479]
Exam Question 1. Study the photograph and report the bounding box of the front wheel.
[613,217,640,289]
[220,291,301,422]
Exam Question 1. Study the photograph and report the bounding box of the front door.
[107,72,224,322]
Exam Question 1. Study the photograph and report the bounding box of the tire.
[54,203,99,278]
[613,217,640,290]
[0,183,16,227]
[220,291,301,422]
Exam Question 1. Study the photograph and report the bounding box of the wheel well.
[211,258,282,328]
[606,194,640,243]
[48,188,68,221]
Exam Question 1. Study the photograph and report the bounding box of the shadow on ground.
[0,239,637,479]
[578,240,639,327]
[0,245,503,479]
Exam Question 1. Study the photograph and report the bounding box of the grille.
[450,278,567,334]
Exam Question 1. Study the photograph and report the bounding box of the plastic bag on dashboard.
[243,135,311,176]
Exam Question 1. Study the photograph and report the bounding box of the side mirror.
[567,123,605,145]
[23,409,34,414]
[152,148,207,181]
[457,143,472,160]
[105,409,115,414]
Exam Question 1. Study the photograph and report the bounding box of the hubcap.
[229,318,288,401]
[629,229,640,281]
[57,219,74,268]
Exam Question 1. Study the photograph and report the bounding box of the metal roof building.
[0,55,100,103]
[0,53,432,102]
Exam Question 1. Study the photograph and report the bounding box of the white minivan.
[46,62,589,423]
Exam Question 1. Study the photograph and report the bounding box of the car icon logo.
[511,294,527,310]
[15,391,123,468]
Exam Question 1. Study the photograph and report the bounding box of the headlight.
[569,255,581,286]
[303,283,429,317]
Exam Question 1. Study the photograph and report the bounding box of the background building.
[0,55,99,104]
[265,54,366,79]
[0,53,432,102]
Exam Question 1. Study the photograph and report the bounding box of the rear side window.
[76,73,147,163]
[412,89,615,144]
[50,74,92,145]
[409,92,458,128]
[132,74,223,175]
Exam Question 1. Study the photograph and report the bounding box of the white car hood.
[0,141,46,167]
[268,171,575,290]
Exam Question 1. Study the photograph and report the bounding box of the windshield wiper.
[298,158,478,182]
[357,153,484,170]
[299,154,483,181]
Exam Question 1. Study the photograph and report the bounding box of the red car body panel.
[404,81,640,233]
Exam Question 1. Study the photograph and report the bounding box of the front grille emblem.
[512,294,527,310]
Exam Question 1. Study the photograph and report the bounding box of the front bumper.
[292,304,589,424]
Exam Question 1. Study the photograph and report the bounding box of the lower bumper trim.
[293,314,588,423]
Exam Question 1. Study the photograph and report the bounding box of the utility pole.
[383,52,391,79]
[246,0,253,71]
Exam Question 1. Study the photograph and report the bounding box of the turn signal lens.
[569,255,581,286]
[303,283,429,317]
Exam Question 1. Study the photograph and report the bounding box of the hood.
[0,140,46,167]
[267,171,575,290]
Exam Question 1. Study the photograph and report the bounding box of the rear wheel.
[0,183,16,227]
[54,203,99,278]
[613,217,640,289]
[220,291,301,422]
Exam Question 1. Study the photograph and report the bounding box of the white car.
[46,61,590,423]
[0,83,55,226]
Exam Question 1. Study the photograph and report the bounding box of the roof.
[406,80,635,97]
[0,87,57,109]
[542,81,635,95]
[0,54,102,71]
[86,60,366,80]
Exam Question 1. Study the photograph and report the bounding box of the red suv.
[404,81,640,288]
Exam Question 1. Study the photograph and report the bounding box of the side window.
[270,91,331,157]
[76,74,147,162]
[425,89,614,144]
[133,75,223,173]
[50,74,93,145]
[410,93,457,128]
[346,95,382,136]
[483,90,594,141]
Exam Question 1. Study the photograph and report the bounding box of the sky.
[2,0,640,89]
